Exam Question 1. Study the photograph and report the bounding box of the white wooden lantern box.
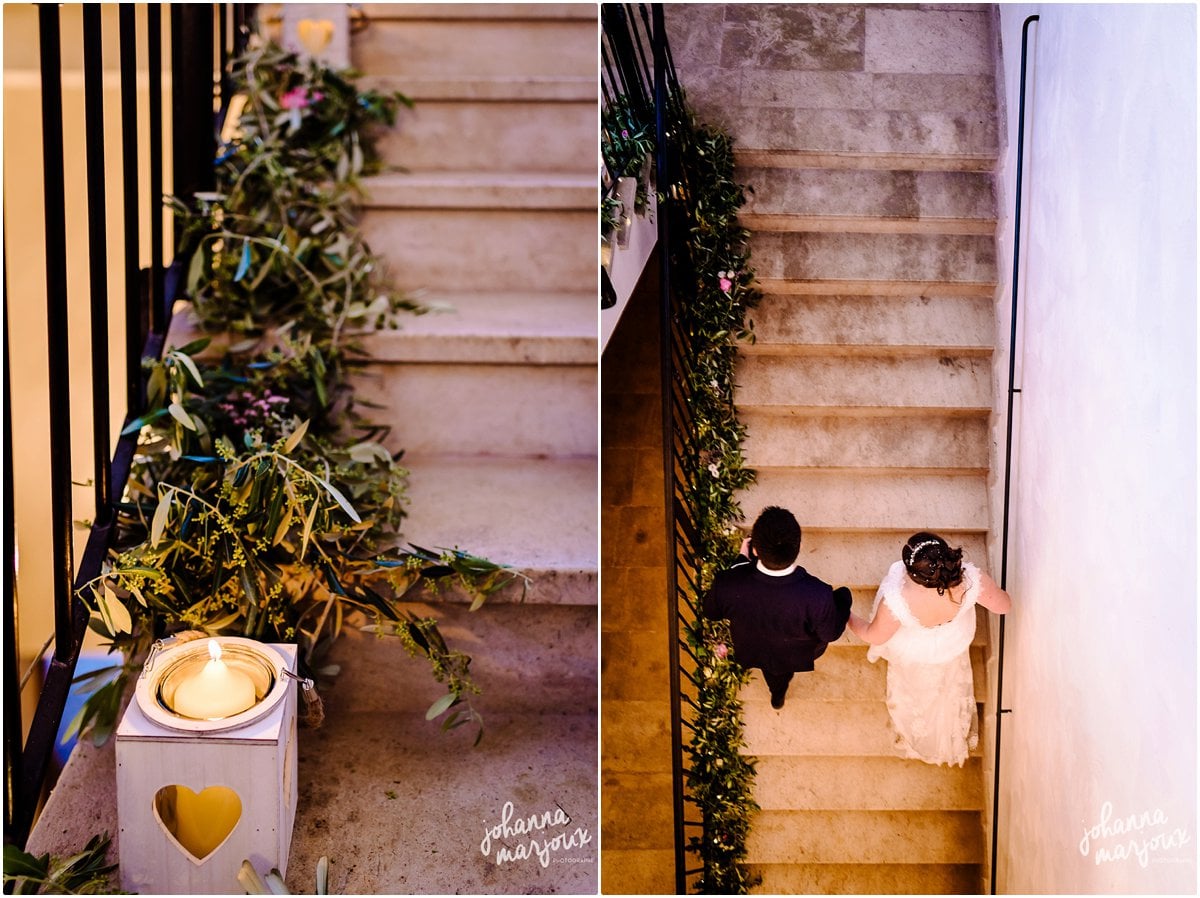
[116,638,299,895]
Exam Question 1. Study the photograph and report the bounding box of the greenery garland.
[69,40,523,749]
[662,92,762,893]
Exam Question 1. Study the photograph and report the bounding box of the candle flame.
[208,640,222,663]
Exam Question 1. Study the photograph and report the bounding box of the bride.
[848,532,1011,766]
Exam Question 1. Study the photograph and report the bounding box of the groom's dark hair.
[750,506,801,570]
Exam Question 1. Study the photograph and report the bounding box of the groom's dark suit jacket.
[703,555,852,673]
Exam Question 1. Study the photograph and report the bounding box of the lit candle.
[172,641,257,720]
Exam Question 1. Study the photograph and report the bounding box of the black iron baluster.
[83,5,113,525]
[119,4,144,416]
[37,3,74,664]
[148,4,164,334]
[171,5,216,205]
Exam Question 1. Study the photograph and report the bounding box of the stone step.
[746,809,983,864]
[736,354,992,413]
[359,291,594,365]
[743,294,994,356]
[375,97,594,173]
[748,862,982,894]
[351,355,594,458]
[353,16,594,81]
[737,149,996,173]
[358,3,597,20]
[733,108,997,159]
[753,278,997,297]
[741,214,995,236]
[363,73,595,103]
[361,171,593,210]
[398,455,596,604]
[792,530,991,591]
[751,755,983,811]
[740,699,983,759]
[743,644,986,703]
[742,413,990,471]
[830,592,989,649]
[750,232,997,285]
[350,293,594,458]
[739,168,996,222]
[360,205,591,293]
[742,470,989,532]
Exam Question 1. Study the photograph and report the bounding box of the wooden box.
[116,642,298,894]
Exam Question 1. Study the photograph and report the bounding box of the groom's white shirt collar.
[757,561,797,577]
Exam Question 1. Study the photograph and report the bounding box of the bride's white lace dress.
[866,560,980,767]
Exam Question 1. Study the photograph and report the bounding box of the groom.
[703,506,852,709]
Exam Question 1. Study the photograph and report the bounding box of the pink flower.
[280,87,324,110]
[714,643,728,660]
[719,277,733,293]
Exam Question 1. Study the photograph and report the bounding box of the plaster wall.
[989,5,1196,891]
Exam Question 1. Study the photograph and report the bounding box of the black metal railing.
[3,4,254,848]
[603,4,710,891]
[991,13,1038,895]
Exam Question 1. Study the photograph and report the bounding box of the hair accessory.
[907,540,941,564]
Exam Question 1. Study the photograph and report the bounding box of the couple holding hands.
[703,506,1012,767]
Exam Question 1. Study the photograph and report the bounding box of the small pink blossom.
[280,87,324,110]
[719,277,732,293]
[714,643,728,660]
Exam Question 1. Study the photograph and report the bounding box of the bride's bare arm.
[848,601,901,645]
[974,570,1012,614]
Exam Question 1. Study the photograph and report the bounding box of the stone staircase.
[350,4,596,606]
[667,4,999,893]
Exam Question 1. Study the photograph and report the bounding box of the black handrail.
[991,13,1039,895]
[4,5,253,848]
[648,4,689,889]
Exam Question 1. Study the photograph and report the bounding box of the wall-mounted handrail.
[992,13,1039,895]
[4,5,253,848]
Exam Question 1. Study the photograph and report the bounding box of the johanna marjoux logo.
[479,800,593,868]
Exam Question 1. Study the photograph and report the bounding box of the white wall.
[990,5,1196,892]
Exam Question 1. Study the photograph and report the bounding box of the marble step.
[736,354,992,413]
[740,699,984,759]
[347,291,595,458]
[351,354,594,457]
[353,15,594,81]
[748,861,982,894]
[737,148,996,173]
[361,171,592,210]
[741,413,990,471]
[375,95,594,173]
[832,592,989,649]
[743,644,987,703]
[746,808,984,864]
[359,203,592,293]
[358,3,597,20]
[751,754,983,811]
[358,291,594,365]
[739,168,996,223]
[742,294,994,356]
[398,455,596,605]
[790,530,991,592]
[740,470,990,532]
[750,232,997,285]
[362,73,595,103]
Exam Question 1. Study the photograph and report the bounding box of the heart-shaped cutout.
[154,785,242,863]
[297,19,334,55]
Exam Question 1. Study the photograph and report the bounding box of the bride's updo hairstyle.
[902,532,964,596]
